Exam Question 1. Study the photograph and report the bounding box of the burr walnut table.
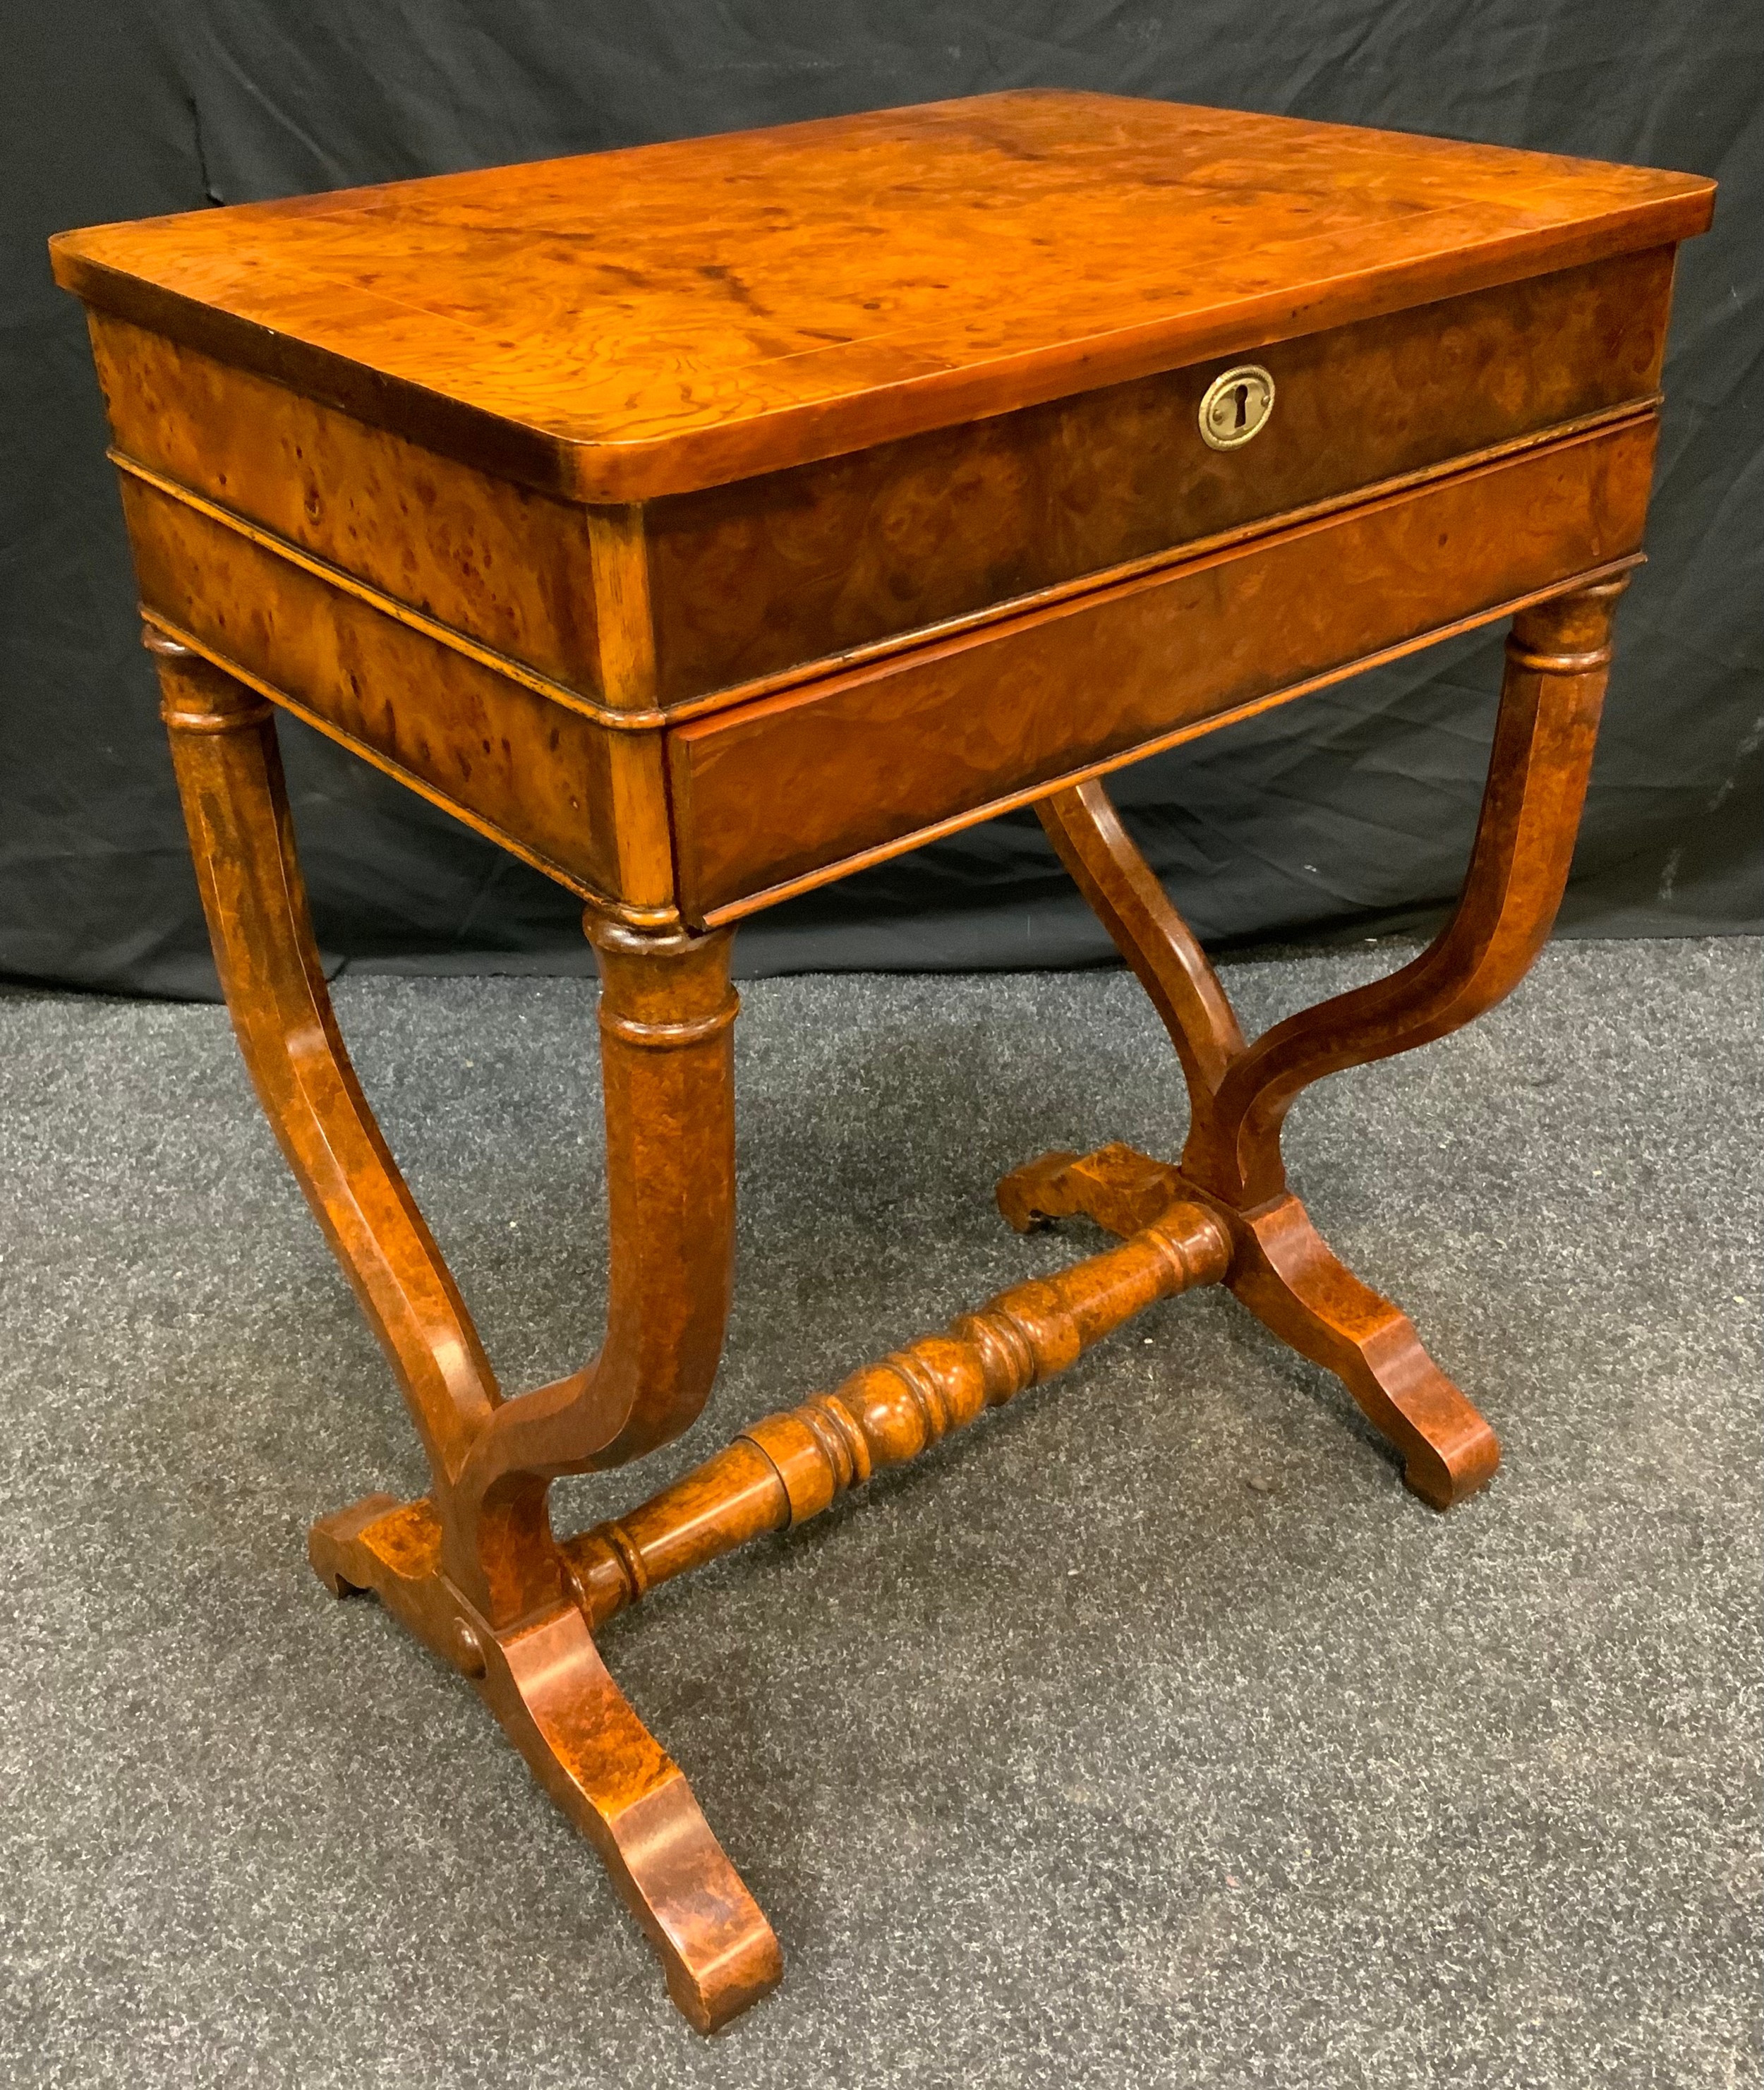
[53,92,1713,2029]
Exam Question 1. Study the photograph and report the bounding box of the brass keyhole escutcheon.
[1198,364,1276,450]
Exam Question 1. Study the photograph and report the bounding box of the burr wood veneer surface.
[49,90,1713,499]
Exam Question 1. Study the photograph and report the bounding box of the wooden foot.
[310,1496,783,2034]
[1221,1195,1499,1509]
[1029,575,1630,1507]
[997,1144,1497,1506]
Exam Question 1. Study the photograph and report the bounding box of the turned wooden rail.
[560,1199,1230,1629]
[308,1188,1228,2026]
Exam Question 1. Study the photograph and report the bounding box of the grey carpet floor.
[0,939,1757,2089]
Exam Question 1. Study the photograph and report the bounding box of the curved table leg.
[1027,576,1628,1506]
[150,629,778,2028]
[1195,578,1630,1208]
[1037,775,1245,1118]
[150,634,502,1488]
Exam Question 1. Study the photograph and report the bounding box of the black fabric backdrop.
[4,2,1758,996]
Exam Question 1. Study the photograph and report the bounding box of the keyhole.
[1198,364,1274,449]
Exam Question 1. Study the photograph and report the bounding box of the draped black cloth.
[4,1,1756,995]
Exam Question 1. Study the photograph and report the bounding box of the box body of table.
[55,94,1709,930]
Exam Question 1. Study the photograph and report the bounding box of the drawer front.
[667,413,1656,923]
[646,248,1673,706]
[119,474,629,903]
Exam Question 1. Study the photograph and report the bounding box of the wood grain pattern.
[152,636,500,1492]
[150,628,738,1621]
[92,244,1673,723]
[90,312,601,691]
[63,90,1710,2034]
[645,248,1673,702]
[1186,579,1632,1209]
[667,413,1657,922]
[448,917,740,1623]
[156,624,768,2018]
[561,1200,1231,1627]
[1019,574,1629,1509]
[310,1495,783,2031]
[50,92,1711,500]
[539,581,1628,1624]
[128,478,639,907]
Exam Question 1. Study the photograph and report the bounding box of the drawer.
[665,412,1657,924]
[645,248,1674,707]
[95,248,1673,726]
[118,473,632,904]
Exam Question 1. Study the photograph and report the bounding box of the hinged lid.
[52,90,1714,503]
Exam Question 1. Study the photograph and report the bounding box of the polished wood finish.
[665,416,1655,921]
[54,95,1708,923]
[155,627,774,2025]
[152,627,741,1622]
[129,485,639,909]
[109,397,1655,924]
[1021,576,1627,1507]
[442,576,1624,1643]
[58,92,1709,2032]
[643,247,1674,703]
[50,92,1710,501]
[563,1199,1229,1628]
[90,315,602,691]
[308,1494,781,2032]
[1185,581,1630,1209]
[152,637,499,1490]
[309,1193,1229,2019]
[87,243,1679,713]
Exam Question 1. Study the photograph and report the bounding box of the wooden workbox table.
[53,92,1712,2030]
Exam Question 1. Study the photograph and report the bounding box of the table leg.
[147,628,780,2029]
[1021,574,1628,1507]
[143,567,1622,2016]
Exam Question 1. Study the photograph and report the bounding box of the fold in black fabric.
[3,2,1757,996]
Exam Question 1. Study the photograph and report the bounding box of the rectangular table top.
[52,92,1712,503]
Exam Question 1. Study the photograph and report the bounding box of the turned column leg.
[1027,575,1629,1508]
[446,917,739,1625]
[150,628,779,2031]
